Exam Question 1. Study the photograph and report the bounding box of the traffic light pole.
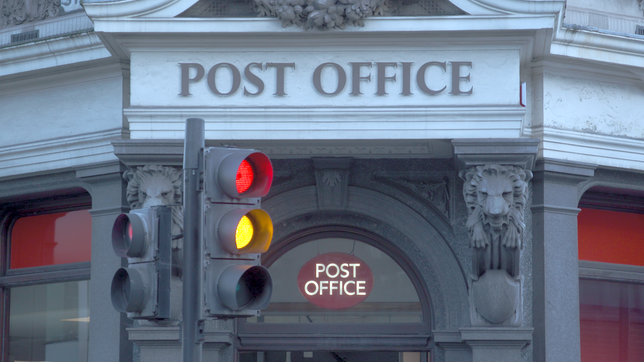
[183,118,205,362]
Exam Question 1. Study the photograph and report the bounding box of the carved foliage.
[372,173,450,218]
[1,0,61,29]
[252,0,390,29]
[460,164,531,278]
[124,165,184,250]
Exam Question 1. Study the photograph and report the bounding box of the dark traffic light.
[203,147,274,317]
[110,206,172,320]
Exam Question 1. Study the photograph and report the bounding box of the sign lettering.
[297,252,373,309]
[179,61,472,97]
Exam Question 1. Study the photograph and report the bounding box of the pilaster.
[450,138,539,362]
[531,159,596,362]
[75,161,132,362]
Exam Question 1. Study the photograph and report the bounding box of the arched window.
[239,228,432,351]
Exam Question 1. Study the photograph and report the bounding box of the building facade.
[1,0,644,361]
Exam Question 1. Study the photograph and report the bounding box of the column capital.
[452,138,540,172]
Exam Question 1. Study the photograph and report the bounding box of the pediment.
[84,0,564,20]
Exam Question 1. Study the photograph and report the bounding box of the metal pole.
[182,118,205,362]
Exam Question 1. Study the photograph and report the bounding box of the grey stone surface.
[264,157,470,332]
[452,139,540,171]
[461,328,532,362]
[531,159,596,362]
[76,161,134,362]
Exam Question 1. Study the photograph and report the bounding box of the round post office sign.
[297,252,374,309]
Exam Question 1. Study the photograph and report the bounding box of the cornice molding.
[0,128,124,181]
[124,105,526,141]
[532,126,644,171]
[0,32,111,77]
[83,0,198,19]
[550,23,644,71]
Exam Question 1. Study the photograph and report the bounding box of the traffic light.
[203,147,274,317]
[110,206,172,320]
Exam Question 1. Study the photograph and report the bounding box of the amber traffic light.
[203,147,274,317]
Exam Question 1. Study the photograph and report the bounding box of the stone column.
[452,139,539,362]
[76,161,133,362]
[531,159,595,362]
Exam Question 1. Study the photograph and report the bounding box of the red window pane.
[10,210,92,269]
[578,208,644,266]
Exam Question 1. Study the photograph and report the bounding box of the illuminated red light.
[236,159,254,194]
[126,221,133,242]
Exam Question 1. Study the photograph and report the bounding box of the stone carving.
[252,0,390,29]
[372,173,450,218]
[124,165,184,273]
[322,170,342,187]
[1,0,60,29]
[313,158,352,210]
[460,164,531,327]
[461,164,531,278]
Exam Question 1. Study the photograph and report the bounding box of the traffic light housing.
[203,147,274,317]
[110,206,172,320]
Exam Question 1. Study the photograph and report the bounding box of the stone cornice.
[0,32,111,78]
[452,138,540,171]
[532,126,644,171]
[0,129,123,181]
[550,22,644,72]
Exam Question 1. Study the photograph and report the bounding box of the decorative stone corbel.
[123,164,184,253]
[453,139,538,328]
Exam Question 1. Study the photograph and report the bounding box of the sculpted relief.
[461,164,531,278]
[460,164,532,326]
[1,0,60,29]
[253,0,389,29]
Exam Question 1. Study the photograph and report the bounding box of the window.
[247,237,423,325]
[1,196,91,362]
[239,228,432,355]
[578,188,644,362]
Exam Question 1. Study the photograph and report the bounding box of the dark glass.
[239,351,428,362]
[9,281,90,362]
[580,279,644,362]
[247,238,423,324]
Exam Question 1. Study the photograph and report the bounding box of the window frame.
[0,192,92,362]
[577,186,644,362]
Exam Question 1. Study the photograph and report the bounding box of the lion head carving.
[460,164,532,277]
[123,165,184,251]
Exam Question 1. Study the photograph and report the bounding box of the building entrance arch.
[238,183,470,354]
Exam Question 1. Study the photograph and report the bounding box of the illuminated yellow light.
[235,215,254,249]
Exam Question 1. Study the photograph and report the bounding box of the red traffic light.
[217,151,273,199]
[236,159,254,194]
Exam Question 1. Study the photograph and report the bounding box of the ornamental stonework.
[253,0,391,29]
[1,0,60,29]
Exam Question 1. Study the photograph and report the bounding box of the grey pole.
[182,118,205,362]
